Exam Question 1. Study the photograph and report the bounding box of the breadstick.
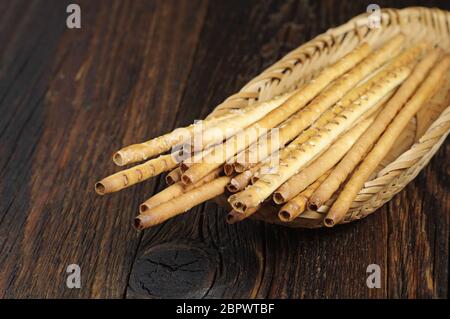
[113,90,295,167]
[250,82,395,185]
[224,154,239,176]
[140,168,222,212]
[273,114,376,204]
[165,167,182,185]
[227,163,263,193]
[309,48,441,211]
[233,41,419,175]
[226,207,259,224]
[113,111,234,166]
[179,139,218,170]
[278,171,331,222]
[228,66,412,212]
[338,43,425,106]
[180,43,372,185]
[95,153,179,195]
[325,54,450,227]
[135,176,231,229]
[233,35,404,172]
[199,92,296,148]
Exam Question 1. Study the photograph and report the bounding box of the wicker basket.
[209,7,450,228]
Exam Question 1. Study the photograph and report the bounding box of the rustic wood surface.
[0,0,448,299]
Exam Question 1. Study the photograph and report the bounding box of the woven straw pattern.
[208,7,450,228]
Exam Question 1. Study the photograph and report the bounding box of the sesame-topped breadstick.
[308,48,440,212]
[228,65,412,213]
[324,54,450,227]
[273,114,377,204]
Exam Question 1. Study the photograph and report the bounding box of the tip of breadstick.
[94,182,106,195]
[228,194,250,214]
[308,202,319,211]
[324,217,336,227]
[139,203,150,213]
[250,176,259,184]
[112,152,125,166]
[165,175,176,185]
[233,163,246,173]
[134,216,145,230]
[181,173,193,185]
[233,201,246,213]
[223,164,235,176]
[180,162,190,172]
[278,210,292,222]
[273,192,286,204]
[226,180,239,193]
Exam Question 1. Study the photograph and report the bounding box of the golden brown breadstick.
[228,65,412,213]
[273,114,376,204]
[226,163,263,192]
[233,35,404,171]
[226,207,259,224]
[309,48,441,211]
[112,111,234,166]
[199,92,296,148]
[278,171,331,222]
[140,168,222,212]
[324,54,450,227]
[224,154,239,176]
[135,176,231,229]
[113,90,296,167]
[180,43,372,185]
[165,167,182,185]
[95,153,179,195]
[234,41,420,175]
[338,43,425,106]
[251,82,395,185]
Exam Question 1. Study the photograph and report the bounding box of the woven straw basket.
[209,7,450,228]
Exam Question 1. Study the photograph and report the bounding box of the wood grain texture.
[0,0,448,299]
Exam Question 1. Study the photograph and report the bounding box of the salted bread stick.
[135,176,231,229]
[140,168,222,212]
[180,43,372,185]
[233,35,404,171]
[165,167,182,185]
[308,49,441,211]
[325,54,450,227]
[228,66,412,212]
[273,114,376,204]
[278,171,331,222]
[95,153,179,195]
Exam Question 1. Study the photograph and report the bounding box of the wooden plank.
[0,0,208,298]
[386,143,449,298]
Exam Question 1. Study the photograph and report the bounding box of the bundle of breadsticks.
[95,33,450,230]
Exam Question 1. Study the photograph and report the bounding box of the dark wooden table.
[0,0,448,299]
